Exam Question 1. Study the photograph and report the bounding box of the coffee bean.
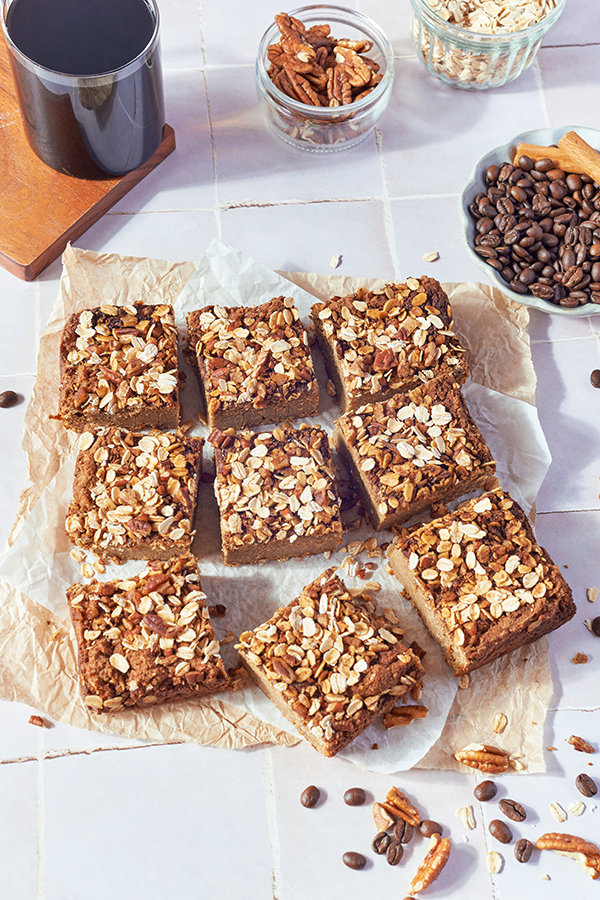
[300,785,320,808]
[474,780,497,801]
[489,819,512,844]
[419,819,443,838]
[515,838,534,863]
[394,819,414,844]
[576,773,598,797]
[0,390,18,408]
[372,831,391,855]
[344,788,366,806]
[591,370,600,389]
[343,851,366,870]
[499,798,526,822]
[386,839,403,866]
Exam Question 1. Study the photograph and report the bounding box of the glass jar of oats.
[410,0,566,90]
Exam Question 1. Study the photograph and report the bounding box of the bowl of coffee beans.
[460,126,600,316]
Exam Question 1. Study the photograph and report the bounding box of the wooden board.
[0,34,175,281]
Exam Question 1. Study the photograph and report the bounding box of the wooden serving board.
[0,33,175,281]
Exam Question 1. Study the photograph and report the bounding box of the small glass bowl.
[410,0,566,91]
[255,5,394,152]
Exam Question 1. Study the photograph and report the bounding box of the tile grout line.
[374,126,401,279]
[36,728,45,900]
[262,746,283,900]
[197,1,223,242]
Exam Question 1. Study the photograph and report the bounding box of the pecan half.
[382,786,421,827]
[454,743,510,774]
[382,704,428,729]
[409,834,452,894]
[536,833,600,880]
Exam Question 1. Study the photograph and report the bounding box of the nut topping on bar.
[311,277,469,410]
[211,425,342,563]
[66,556,229,712]
[59,303,179,425]
[236,568,425,755]
[65,428,202,558]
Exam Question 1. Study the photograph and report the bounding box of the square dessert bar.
[211,424,343,565]
[333,377,496,532]
[66,428,203,561]
[311,276,469,413]
[186,296,319,430]
[66,555,230,713]
[58,302,179,432]
[236,568,426,757]
[389,488,576,676]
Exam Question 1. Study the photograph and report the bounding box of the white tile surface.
[1,1,600,897]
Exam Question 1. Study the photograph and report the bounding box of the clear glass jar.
[410,0,566,90]
[256,5,394,152]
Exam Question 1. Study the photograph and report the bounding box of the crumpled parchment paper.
[0,239,554,772]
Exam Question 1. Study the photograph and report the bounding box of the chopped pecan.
[409,834,452,894]
[568,734,595,753]
[536,833,600,879]
[372,801,396,832]
[382,786,421,827]
[454,743,510,774]
[382,704,428,729]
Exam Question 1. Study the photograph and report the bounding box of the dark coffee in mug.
[3,0,165,177]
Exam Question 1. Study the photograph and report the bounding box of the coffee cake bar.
[389,488,576,676]
[65,428,203,561]
[211,424,343,565]
[311,277,469,413]
[186,296,319,430]
[333,377,496,532]
[66,555,230,713]
[58,303,180,432]
[236,568,426,757]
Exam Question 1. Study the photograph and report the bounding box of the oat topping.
[311,277,468,407]
[335,379,495,524]
[61,303,178,419]
[65,428,202,556]
[211,425,342,554]
[236,568,424,746]
[394,489,561,644]
[66,556,229,712]
[187,296,317,422]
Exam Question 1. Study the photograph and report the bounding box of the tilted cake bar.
[333,377,496,532]
[311,276,469,413]
[186,296,319,430]
[389,488,576,676]
[58,302,179,432]
[211,424,343,565]
[65,428,203,561]
[66,555,230,713]
[236,568,426,757]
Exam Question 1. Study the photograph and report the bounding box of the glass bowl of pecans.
[410,0,566,90]
[255,6,394,151]
[460,126,600,316]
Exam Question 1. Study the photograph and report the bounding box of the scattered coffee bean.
[499,798,527,822]
[591,616,600,637]
[372,831,391,855]
[489,819,513,844]
[343,851,366,870]
[591,369,600,388]
[394,818,414,843]
[344,787,366,807]
[515,838,534,863]
[386,839,403,866]
[474,780,497,801]
[300,785,320,808]
[419,819,443,838]
[0,390,18,408]
[576,773,598,797]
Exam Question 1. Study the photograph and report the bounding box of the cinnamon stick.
[512,131,600,182]
[557,130,600,185]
